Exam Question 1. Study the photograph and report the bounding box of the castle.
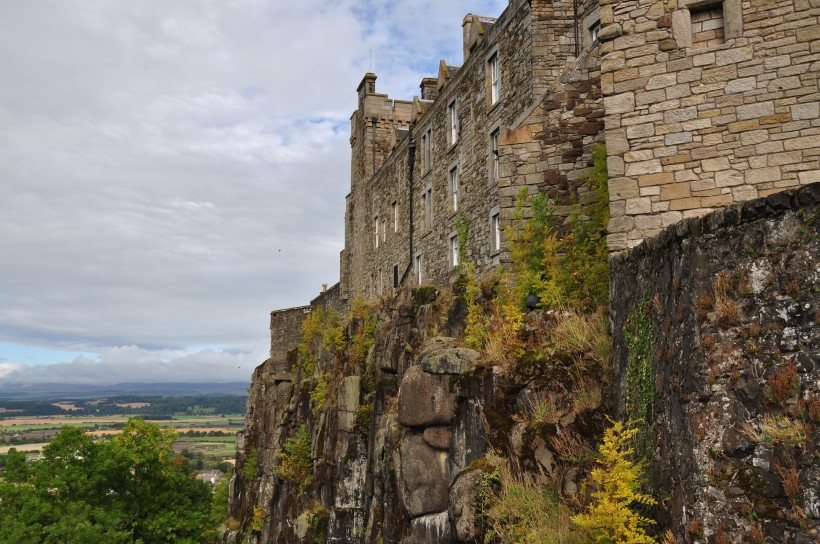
[268,0,818,372]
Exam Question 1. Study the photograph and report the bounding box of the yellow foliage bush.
[572,420,657,544]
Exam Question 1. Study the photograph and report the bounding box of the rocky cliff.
[226,183,819,544]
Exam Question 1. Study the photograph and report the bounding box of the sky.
[0,0,509,386]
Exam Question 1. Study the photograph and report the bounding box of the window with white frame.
[589,20,601,44]
[490,129,500,181]
[449,165,459,212]
[374,216,379,248]
[488,52,500,105]
[415,253,423,284]
[392,201,398,232]
[491,211,501,253]
[450,233,460,268]
[448,99,458,146]
[422,128,432,173]
[382,218,387,242]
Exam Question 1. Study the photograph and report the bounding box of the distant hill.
[0,381,249,401]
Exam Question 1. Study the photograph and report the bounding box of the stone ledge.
[609,182,820,265]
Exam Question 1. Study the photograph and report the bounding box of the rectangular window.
[393,264,399,289]
[449,166,459,212]
[415,253,423,284]
[489,53,500,105]
[378,269,383,295]
[490,129,500,181]
[422,186,433,230]
[450,234,460,268]
[589,20,601,44]
[448,100,458,146]
[422,128,432,173]
[491,212,501,252]
[374,216,379,248]
[392,201,398,232]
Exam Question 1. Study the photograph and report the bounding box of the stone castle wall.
[610,183,820,541]
[341,0,607,300]
[599,0,819,250]
[269,306,312,373]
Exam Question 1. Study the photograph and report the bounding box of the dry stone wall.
[610,183,820,542]
[599,0,820,250]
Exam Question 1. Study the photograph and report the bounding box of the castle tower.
[340,74,413,299]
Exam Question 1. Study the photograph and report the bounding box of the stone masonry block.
[646,73,677,90]
[725,77,758,94]
[660,182,692,200]
[626,159,663,176]
[625,197,653,215]
[715,170,744,187]
[664,106,698,123]
[604,93,636,114]
[791,102,819,120]
[638,172,675,186]
[702,157,731,172]
[744,167,781,183]
[609,177,641,199]
[669,197,702,210]
[737,102,775,121]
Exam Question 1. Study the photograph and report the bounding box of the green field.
[0,413,245,469]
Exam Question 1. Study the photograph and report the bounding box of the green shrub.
[506,145,610,311]
[276,425,313,484]
[242,446,258,482]
[483,453,582,543]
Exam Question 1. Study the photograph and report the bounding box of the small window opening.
[589,20,601,44]
[691,4,724,49]
[449,166,459,213]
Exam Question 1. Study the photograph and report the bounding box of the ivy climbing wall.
[609,183,820,543]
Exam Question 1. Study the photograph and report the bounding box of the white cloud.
[0,0,508,385]
[1,345,262,385]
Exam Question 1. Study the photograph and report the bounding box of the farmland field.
[1,403,246,469]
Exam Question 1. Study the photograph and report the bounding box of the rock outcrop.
[227,184,820,544]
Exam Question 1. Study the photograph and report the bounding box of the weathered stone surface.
[407,511,452,544]
[611,188,820,540]
[396,432,449,517]
[337,376,361,433]
[721,423,755,457]
[448,468,484,542]
[398,365,456,427]
[421,347,481,374]
[423,426,453,450]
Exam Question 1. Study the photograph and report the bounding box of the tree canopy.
[0,418,226,543]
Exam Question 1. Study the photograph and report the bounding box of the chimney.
[419,78,438,101]
[357,72,377,109]
[462,14,474,61]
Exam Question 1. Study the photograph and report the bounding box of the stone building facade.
[339,0,605,300]
[599,0,819,249]
[270,0,818,359]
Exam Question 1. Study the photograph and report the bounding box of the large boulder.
[396,432,449,517]
[448,468,484,542]
[398,365,456,427]
[423,426,453,450]
[421,347,481,375]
